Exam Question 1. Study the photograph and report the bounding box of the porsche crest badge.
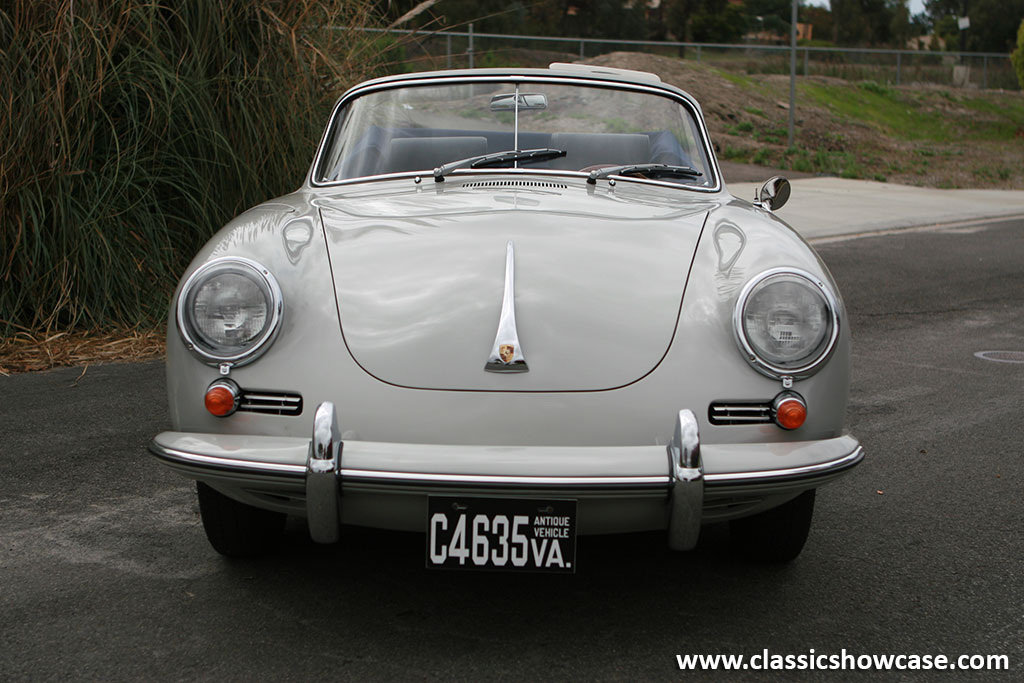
[499,344,515,364]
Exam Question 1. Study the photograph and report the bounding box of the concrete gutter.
[728,177,1024,241]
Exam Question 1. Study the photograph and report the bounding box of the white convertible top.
[547,62,662,83]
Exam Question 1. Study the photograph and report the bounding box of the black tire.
[196,482,286,558]
[729,489,816,563]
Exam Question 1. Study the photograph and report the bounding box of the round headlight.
[177,257,283,366]
[734,268,839,378]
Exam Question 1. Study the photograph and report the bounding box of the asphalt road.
[2,218,1022,681]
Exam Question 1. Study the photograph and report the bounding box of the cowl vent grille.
[463,180,568,189]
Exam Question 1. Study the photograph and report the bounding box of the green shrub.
[791,156,814,173]
[0,1,389,334]
[728,121,755,134]
[1012,18,1024,89]
[721,146,750,161]
[859,80,891,97]
[752,147,773,165]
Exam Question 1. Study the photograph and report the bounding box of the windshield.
[314,80,715,188]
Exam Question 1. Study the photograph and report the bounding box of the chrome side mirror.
[755,176,791,212]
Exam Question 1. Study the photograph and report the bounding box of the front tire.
[729,489,815,562]
[196,482,286,557]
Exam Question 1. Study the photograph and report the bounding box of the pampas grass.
[1,0,392,335]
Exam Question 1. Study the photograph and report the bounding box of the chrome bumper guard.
[152,402,863,551]
[306,402,343,544]
[667,409,703,551]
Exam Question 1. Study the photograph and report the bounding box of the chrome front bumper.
[150,403,863,550]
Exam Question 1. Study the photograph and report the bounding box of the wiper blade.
[433,148,567,182]
[586,163,703,185]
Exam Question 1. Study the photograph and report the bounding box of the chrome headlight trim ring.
[176,256,284,367]
[732,267,840,380]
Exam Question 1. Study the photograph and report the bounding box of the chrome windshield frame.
[307,73,723,194]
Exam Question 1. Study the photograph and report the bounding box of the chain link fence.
[363,27,1017,91]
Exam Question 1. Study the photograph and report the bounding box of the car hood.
[319,179,711,391]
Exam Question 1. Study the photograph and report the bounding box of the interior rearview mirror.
[490,93,548,112]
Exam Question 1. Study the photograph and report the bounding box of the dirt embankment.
[585,52,1024,190]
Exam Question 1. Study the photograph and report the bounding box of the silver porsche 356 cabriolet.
[150,63,862,568]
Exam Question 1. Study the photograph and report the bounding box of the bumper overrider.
[149,403,863,550]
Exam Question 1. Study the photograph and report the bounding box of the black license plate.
[426,497,577,573]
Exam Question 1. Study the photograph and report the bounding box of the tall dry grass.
[0,0,394,335]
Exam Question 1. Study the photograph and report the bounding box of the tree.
[378,1,530,34]
[932,14,959,48]
[744,0,792,39]
[663,0,700,41]
[744,0,791,21]
[559,0,648,40]
[802,5,835,43]
[925,0,1024,52]
[690,0,747,43]
[909,12,931,42]
[831,0,908,46]
[889,0,914,47]
[966,0,1024,52]
[831,0,872,45]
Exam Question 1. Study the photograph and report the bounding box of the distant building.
[745,23,813,44]
[906,34,947,50]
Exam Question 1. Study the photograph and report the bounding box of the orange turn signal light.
[205,381,239,417]
[773,393,807,430]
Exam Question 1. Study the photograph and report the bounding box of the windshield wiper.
[433,148,567,182]
[586,163,703,185]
